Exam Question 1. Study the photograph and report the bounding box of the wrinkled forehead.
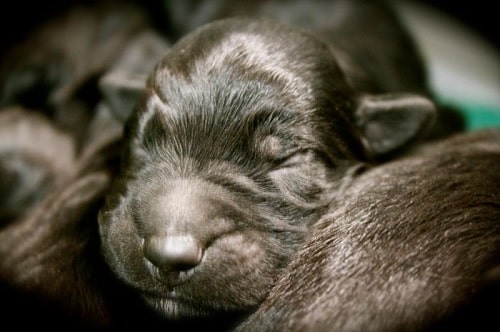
[136,73,313,156]
[131,80,321,176]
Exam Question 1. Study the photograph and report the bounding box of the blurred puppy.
[0,1,151,142]
[0,105,124,331]
[0,107,76,224]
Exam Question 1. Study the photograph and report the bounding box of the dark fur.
[235,129,500,332]
[0,107,76,224]
[2,128,498,331]
[0,171,113,330]
[161,0,465,139]
[98,13,437,325]
[0,1,474,330]
[164,0,428,94]
[98,29,171,123]
[0,104,125,331]
[0,1,150,143]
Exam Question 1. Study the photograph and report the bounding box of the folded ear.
[355,93,436,158]
[99,30,169,122]
[99,70,146,123]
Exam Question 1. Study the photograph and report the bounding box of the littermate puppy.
[0,1,151,142]
[98,15,437,325]
[0,106,125,331]
[235,129,500,332]
[0,171,113,331]
[0,107,76,224]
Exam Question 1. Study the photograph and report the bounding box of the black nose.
[144,235,203,271]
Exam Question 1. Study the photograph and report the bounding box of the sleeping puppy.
[235,128,500,332]
[98,15,436,326]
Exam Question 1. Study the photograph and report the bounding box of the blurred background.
[2,1,498,50]
[1,0,499,130]
[417,0,499,50]
[393,0,500,130]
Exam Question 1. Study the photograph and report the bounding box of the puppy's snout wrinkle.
[144,235,202,271]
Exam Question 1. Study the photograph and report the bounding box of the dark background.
[1,1,499,53]
[418,0,499,51]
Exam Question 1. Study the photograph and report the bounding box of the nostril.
[143,235,203,271]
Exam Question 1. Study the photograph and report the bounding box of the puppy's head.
[98,18,435,319]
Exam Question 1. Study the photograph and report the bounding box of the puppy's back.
[235,129,500,332]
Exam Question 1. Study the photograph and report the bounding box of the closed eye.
[271,149,334,170]
[266,149,334,209]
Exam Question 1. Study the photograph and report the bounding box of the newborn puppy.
[0,172,113,330]
[98,16,436,325]
[235,129,500,332]
[0,106,127,331]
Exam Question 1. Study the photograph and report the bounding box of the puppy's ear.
[355,93,436,158]
[99,30,169,122]
[99,69,147,123]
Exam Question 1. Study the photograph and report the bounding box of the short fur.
[0,1,473,330]
[235,129,500,332]
[0,1,150,142]
[0,107,76,224]
[161,0,464,140]
[99,13,437,325]
[0,104,125,331]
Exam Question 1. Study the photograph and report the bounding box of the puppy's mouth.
[145,259,198,287]
[142,287,215,318]
[139,264,203,313]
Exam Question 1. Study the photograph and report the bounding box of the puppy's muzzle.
[139,179,239,283]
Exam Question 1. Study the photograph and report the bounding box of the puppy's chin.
[142,291,214,318]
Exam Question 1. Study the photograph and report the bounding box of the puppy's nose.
[144,235,203,271]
